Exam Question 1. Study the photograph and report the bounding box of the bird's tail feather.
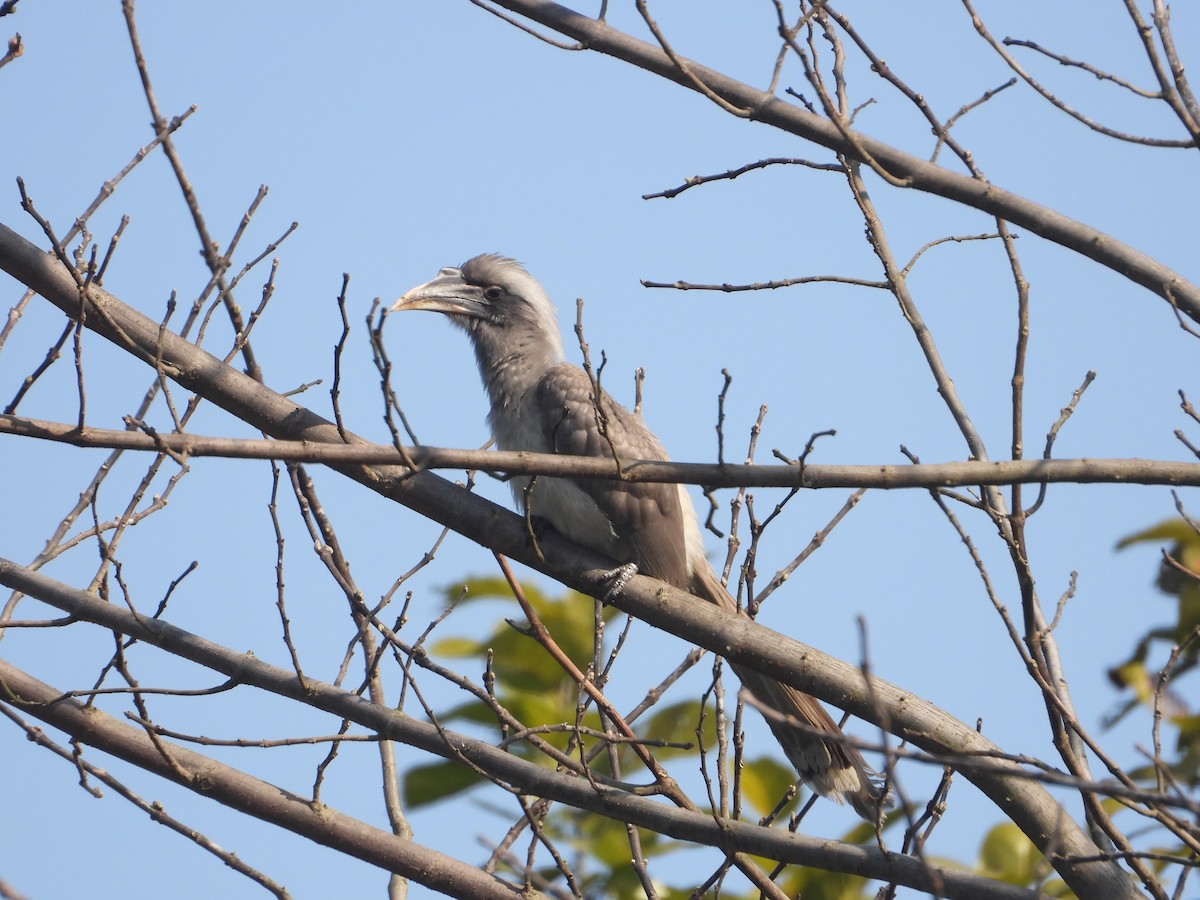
[690,564,887,821]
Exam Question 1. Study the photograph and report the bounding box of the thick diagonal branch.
[0,223,1139,899]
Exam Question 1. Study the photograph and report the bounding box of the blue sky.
[2,3,1197,897]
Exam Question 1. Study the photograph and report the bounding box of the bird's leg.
[600,562,639,604]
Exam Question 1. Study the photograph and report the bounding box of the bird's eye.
[484,286,503,302]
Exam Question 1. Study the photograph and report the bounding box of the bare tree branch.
[0,558,1058,900]
[0,659,540,900]
[476,0,1200,323]
[1,409,1195,490]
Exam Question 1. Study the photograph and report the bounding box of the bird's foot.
[527,514,555,540]
[600,563,639,604]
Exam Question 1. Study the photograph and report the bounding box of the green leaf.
[577,815,647,868]
[428,636,483,658]
[1175,712,1200,739]
[442,575,554,607]
[436,576,622,691]
[1116,518,1200,550]
[640,699,714,758]
[978,822,1043,886]
[786,866,872,900]
[403,760,484,808]
[504,691,584,739]
[738,756,800,817]
[1110,660,1153,703]
[1177,587,1200,638]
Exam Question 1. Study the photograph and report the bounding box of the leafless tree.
[1,3,1198,899]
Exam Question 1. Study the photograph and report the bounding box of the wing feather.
[535,365,690,587]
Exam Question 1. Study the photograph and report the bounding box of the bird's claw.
[600,562,639,604]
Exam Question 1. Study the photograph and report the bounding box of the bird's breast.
[487,396,630,563]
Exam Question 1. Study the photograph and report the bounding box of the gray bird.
[393,254,884,819]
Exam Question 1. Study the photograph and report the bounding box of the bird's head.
[393,254,561,342]
[392,253,566,383]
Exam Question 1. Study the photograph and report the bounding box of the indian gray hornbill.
[393,254,884,819]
